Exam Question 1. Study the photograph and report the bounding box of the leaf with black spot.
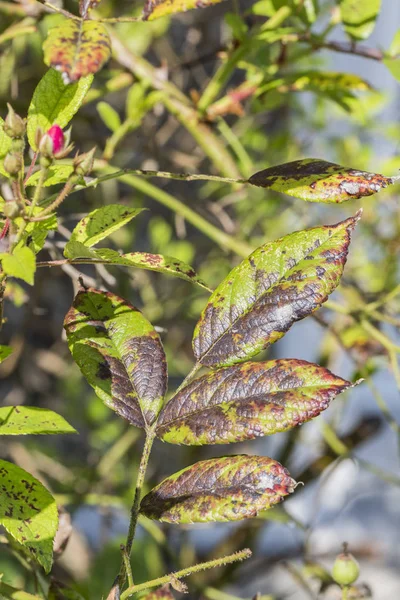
[157,360,354,445]
[193,213,361,367]
[140,455,296,523]
[64,288,167,428]
[43,18,111,84]
[0,459,58,573]
[248,159,395,203]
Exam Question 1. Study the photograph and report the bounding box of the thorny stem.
[91,167,247,185]
[28,167,47,217]
[24,151,38,185]
[117,431,155,588]
[119,548,252,600]
[39,1,81,20]
[121,545,134,588]
[28,178,76,221]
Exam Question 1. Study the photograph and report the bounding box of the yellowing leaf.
[143,0,226,21]
[43,18,111,84]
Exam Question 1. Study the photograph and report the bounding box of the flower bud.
[3,152,23,177]
[4,104,26,138]
[332,546,360,586]
[3,200,22,219]
[73,147,96,176]
[47,124,65,154]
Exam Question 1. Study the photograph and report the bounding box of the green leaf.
[248,159,394,203]
[339,0,382,40]
[65,204,144,252]
[97,101,121,132]
[26,165,75,187]
[193,213,360,368]
[27,68,93,150]
[0,406,76,435]
[0,458,58,572]
[63,244,211,291]
[384,56,400,82]
[157,360,353,445]
[0,116,12,178]
[0,345,12,363]
[140,455,296,523]
[143,0,226,20]
[43,18,111,84]
[14,213,58,255]
[0,247,36,285]
[64,287,167,427]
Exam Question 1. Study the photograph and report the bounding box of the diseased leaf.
[79,0,102,18]
[143,0,226,21]
[193,213,360,368]
[27,69,93,150]
[0,247,36,285]
[65,205,144,252]
[63,244,211,291]
[43,18,111,84]
[64,288,167,427]
[248,159,394,203]
[0,458,58,572]
[339,0,382,40]
[0,406,76,436]
[140,455,296,523]
[157,360,353,445]
[26,165,75,187]
[0,345,12,363]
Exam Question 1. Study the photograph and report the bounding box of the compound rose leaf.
[0,459,58,573]
[156,360,353,445]
[143,0,226,21]
[248,159,394,203]
[140,455,296,523]
[193,213,360,367]
[64,288,167,427]
[43,18,111,84]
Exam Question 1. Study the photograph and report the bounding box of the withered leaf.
[143,0,226,21]
[141,585,175,599]
[156,360,352,445]
[248,159,394,203]
[193,213,360,368]
[64,288,167,428]
[140,455,296,523]
[43,18,111,84]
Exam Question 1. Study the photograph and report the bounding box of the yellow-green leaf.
[43,18,111,84]
[339,0,382,41]
[0,247,36,285]
[143,0,226,21]
[0,406,76,436]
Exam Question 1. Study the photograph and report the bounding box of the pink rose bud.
[47,124,65,154]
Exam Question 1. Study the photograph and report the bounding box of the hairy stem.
[119,548,252,600]
[117,431,155,587]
